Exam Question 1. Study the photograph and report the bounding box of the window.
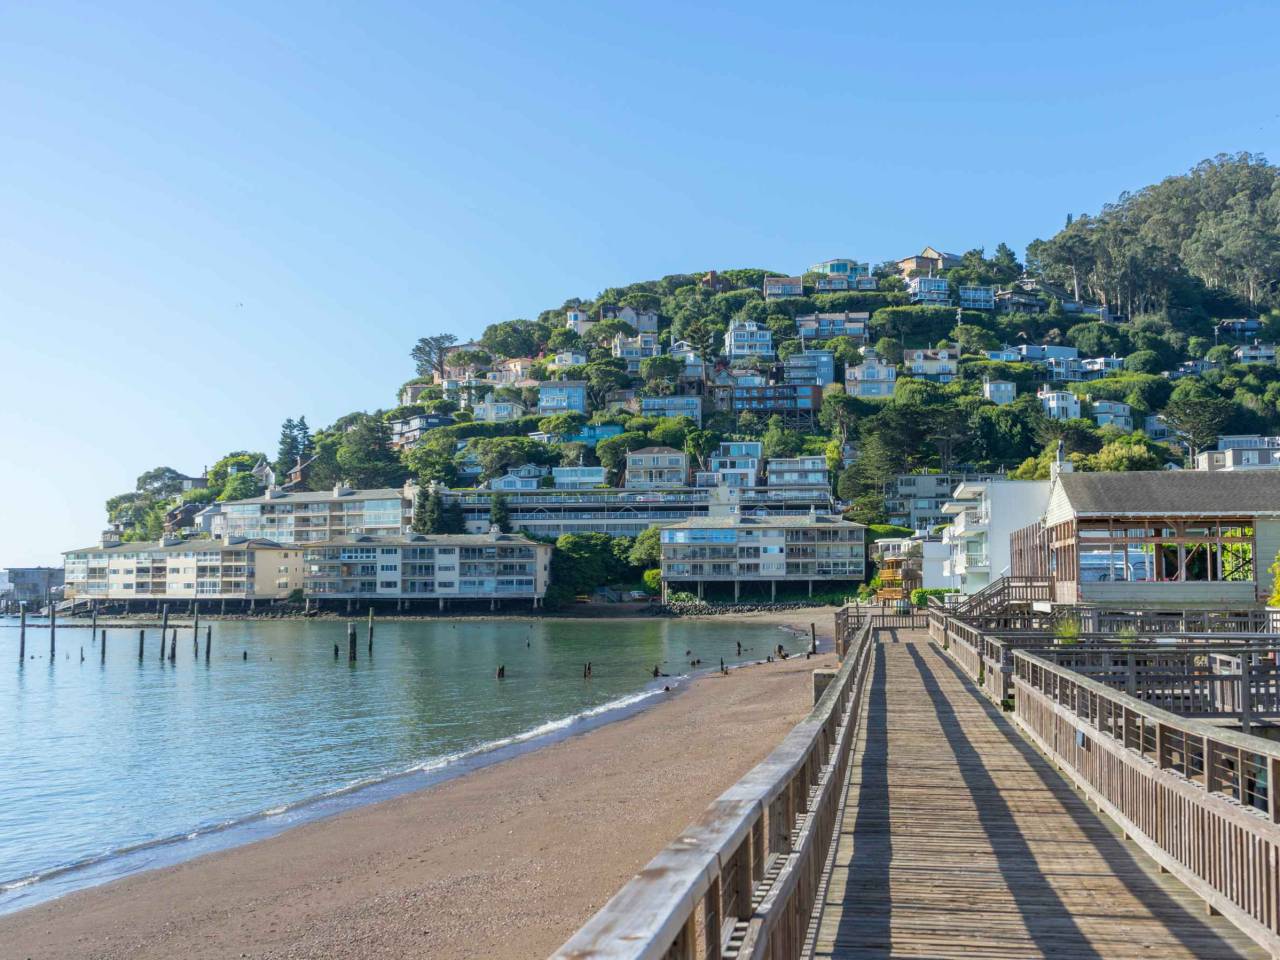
[379,580,398,589]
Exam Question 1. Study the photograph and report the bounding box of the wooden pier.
[810,632,1264,958]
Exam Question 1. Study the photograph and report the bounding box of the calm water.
[0,615,804,912]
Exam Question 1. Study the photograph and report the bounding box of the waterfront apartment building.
[624,447,688,489]
[846,348,897,398]
[219,486,413,543]
[796,312,868,342]
[640,395,702,425]
[0,567,64,605]
[762,276,804,300]
[64,537,304,604]
[303,532,550,608]
[783,349,835,386]
[536,380,588,415]
[939,479,1051,593]
[659,514,865,601]
[724,319,774,359]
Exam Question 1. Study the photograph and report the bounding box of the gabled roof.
[1058,470,1280,517]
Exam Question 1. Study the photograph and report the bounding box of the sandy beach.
[1,611,838,960]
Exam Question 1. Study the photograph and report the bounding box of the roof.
[1058,470,1280,517]
[65,537,286,556]
[664,514,865,530]
[308,533,545,547]
[538,380,587,388]
[223,487,406,506]
[629,446,685,456]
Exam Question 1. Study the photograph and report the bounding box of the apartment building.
[64,536,304,604]
[882,471,1002,531]
[624,447,688,489]
[1090,399,1133,430]
[659,514,865,601]
[846,348,897,398]
[762,276,804,300]
[957,285,995,310]
[1196,448,1280,471]
[536,380,588,415]
[814,275,877,291]
[221,486,413,543]
[783,349,836,386]
[903,344,958,382]
[766,456,829,488]
[724,318,774,359]
[982,377,1016,405]
[611,332,662,373]
[1038,387,1081,421]
[640,395,703,425]
[907,276,951,306]
[696,441,762,488]
[1218,435,1280,451]
[730,384,822,422]
[0,567,63,605]
[939,479,1051,593]
[796,312,868,342]
[472,396,526,423]
[388,413,458,449]
[302,532,551,608]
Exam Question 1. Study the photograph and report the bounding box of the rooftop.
[663,514,865,530]
[1058,470,1280,517]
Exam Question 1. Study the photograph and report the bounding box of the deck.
[811,632,1267,959]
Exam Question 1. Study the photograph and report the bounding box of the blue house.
[537,380,589,416]
[572,424,624,446]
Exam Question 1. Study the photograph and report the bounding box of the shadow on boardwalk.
[813,635,1263,959]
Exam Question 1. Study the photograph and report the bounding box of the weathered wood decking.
[811,633,1266,959]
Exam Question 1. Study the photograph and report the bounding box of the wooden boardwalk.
[810,633,1267,959]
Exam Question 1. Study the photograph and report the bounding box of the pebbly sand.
[0,611,838,960]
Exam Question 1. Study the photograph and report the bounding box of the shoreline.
[0,611,835,960]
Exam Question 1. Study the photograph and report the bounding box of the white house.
[1090,399,1133,431]
[1038,386,1081,420]
[940,479,1052,593]
[846,348,897,398]
[611,332,662,373]
[473,396,526,423]
[981,377,1016,405]
[565,307,595,337]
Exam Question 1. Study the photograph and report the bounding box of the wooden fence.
[551,619,875,959]
[1013,649,1280,956]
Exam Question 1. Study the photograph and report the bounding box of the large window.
[1075,521,1254,583]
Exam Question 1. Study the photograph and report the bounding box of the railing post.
[1270,756,1280,824]
[704,874,722,960]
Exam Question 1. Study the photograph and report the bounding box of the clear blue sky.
[2,1,1278,565]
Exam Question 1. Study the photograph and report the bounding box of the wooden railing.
[551,619,875,959]
[1013,649,1280,955]
[952,576,1053,618]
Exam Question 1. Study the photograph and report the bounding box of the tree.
[411,486,436,534]
[950,323,998,355]
[537,412,587,438]
[628,526,662,568]
[1088,436,1163,472]
[490,494,511,532]
[683,428,720,472]
[1124,350,1163,374]
[639,354,681,389]
[411,334,459,378]
[642,568,663,595]
[1163,383,1234,456]
[336,416,408,487]
[480,319,541,358]
[135,466,187,498]
[208,452,265,494]
[596,432,648,476]
[218,472,262,502]
[647,416,693,450]
[762,415,802,458]
[442,498,467,534]
[275,417,300,476]
[682,319,719,389]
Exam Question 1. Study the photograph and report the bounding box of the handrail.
[1012,647,1280,954]
[551,619,875,959]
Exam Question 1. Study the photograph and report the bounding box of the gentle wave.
[0,682,671,897]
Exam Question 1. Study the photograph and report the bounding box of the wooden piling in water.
[810,622,817,654]
[160,605,170,663]
[205,624,211,661]
[192,603,200,659]
[91,602,97,645]
[367,606,374,655]
[49,606,56,658]
[348,623,357,662]
[168,628,176,663]
[138,628,145,661]
[19,607,26,662]
[101,628,107,663]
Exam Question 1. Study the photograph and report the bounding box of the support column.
[734,580,740,602]
[771,580,776,601]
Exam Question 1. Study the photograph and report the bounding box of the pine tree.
[294,416,314,460]
[421,489,444,534]
[442,499,467,534]
[490,494,511,532]
[411,487,433,534]
[275,418,299,476]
